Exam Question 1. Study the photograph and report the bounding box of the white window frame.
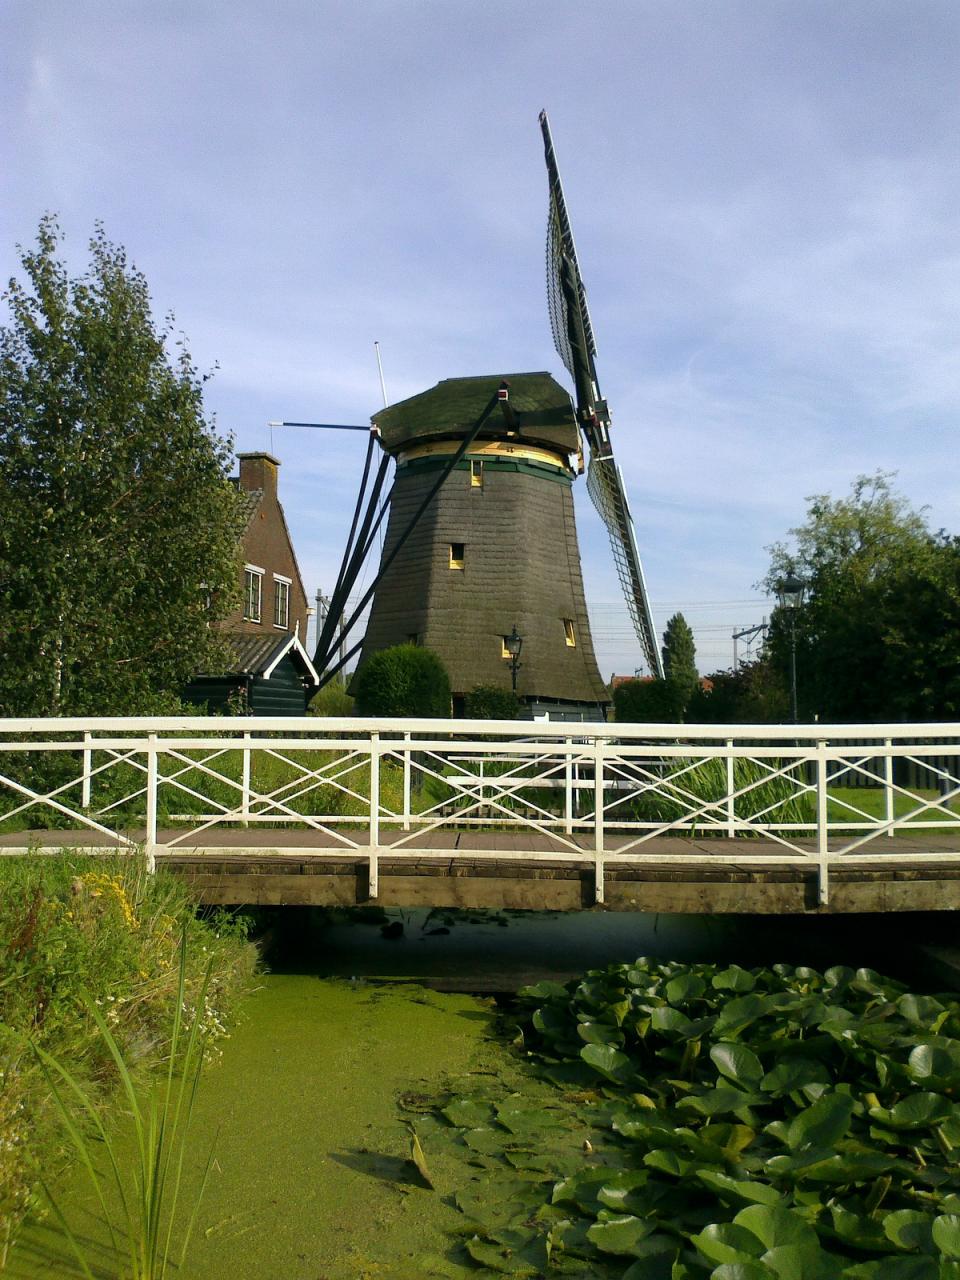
[243,565,263,623]
[273,575,291,629]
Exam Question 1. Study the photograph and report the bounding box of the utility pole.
[732,619,767,669]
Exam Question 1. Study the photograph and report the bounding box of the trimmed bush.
[464,685,523,720]
[353,644,451,718]
[613,677,684,723]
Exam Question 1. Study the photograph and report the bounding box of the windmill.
[309,113,661,705]
[539,110,662,678]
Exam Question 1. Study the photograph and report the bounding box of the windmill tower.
[358,372,609,718]
[313,112,660,713]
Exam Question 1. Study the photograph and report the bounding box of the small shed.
[185,632,320,716]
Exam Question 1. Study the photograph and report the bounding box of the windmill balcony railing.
[0,716,958,904]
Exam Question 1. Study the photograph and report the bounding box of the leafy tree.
[0,218,242,715]
[613,678,684,723]
[687,658,789,724]
[661,611,698,713]
[764,473,960,721]
[353,644,451,717]
[464,685,523,720]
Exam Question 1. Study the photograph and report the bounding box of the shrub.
[309,681,355,717]
[464,685,523,720]
[613,678,684,723]
[353,645,451,718]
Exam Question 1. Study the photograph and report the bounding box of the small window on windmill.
[500,636,511,659]
[470,460,484,488]
[449,542,465,570]
[563,619,577,647]
[406,633,419,646]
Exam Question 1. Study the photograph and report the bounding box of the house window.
[563,619,576,647]
[449,542,465,570]
[470,460,484,488]
[243,567,263,623]
[274,577,290,629]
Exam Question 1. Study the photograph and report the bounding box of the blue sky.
[4,1,959,677]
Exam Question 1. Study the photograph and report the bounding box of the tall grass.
[35,933,216,1280]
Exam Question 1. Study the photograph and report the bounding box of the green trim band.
[397,455,573,487]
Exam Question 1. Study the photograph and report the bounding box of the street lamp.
[504,624,523,694]
[776,573,806,724]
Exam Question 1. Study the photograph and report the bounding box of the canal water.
[9,907,953,1279]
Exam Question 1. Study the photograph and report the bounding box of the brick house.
[186,452,319,713]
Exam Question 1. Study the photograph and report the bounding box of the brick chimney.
[237,452,280,501]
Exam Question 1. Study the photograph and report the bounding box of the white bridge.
[1,717,959,913]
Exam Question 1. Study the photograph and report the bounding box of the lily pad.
[711,1041,765,1088]
[883,1209,936,1254]
[933,1215,960,1259]
[586,1213,654,1256]
[580,1042,634,1084]
[690,1222,766,1264]
[783,1092,855,1151]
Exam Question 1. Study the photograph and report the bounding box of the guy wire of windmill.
[271,112,664,700]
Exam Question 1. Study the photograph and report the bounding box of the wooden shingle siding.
[360,455,608,705]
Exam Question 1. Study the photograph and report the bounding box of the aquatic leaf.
[519,980,570,1000]
[823,965,854,989]
[462,1126,508,1154]
[690,1222,766,1264]
[595,1170,648,1212]
[883,1210,936,1254]
[714,994,771,1038]
[710,1265,778,1280]
[666,972,707,1004]
[711,1042,765,1088]
[678,1085,755,1117]
[443,1098,495,1128]
[761,1058,831,1096]
[580,1043,634,1084]
[733,1204,820,1251]
[869,1093,952,1130]
[551,1166,615,1211]
[697,1170,782,1206]
[644,1148,694,1177]
[896,994,948,1030]
[464,1235,538,1274]
[933,1215,960,1259]
[713,966,757,993]
[700,1122,756,1158]
[408,1127,434,1189]
[586,1213,654,1255]
[829,1204,889,1252]
[577,1020,625,1047]
[908,1040,960,1088]
[650,1005,696,1037]
[619,1235,679,1279]
[783,1092,855,1151]
[842,1259,938,1279]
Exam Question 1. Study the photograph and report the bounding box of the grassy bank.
[0,853,256,1267]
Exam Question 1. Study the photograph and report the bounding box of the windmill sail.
[540,110,663,678]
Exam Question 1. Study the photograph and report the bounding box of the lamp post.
[776,573,806,724]
[504,624,523,695]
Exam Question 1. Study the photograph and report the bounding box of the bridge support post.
[884,738,895,831]
[594,737,605,904]
[816,739,829,905]
[369,731,380,899]
[241,732,252,828]
[402,731,411,831]
[564,739,573,835]
[145,733,158,874]
[81,731,92,810]
[725,739,735,837]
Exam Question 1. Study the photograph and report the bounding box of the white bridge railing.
[0,716,958,905]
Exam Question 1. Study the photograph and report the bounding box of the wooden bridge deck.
[5,829,960,913]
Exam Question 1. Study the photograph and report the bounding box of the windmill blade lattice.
[540,110,663,677]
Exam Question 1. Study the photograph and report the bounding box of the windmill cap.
[372,372,579,454]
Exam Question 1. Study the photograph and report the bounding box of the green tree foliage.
[353,644,451,717]
[687,658,789,724]
[661,611,699,712]
[464,685,523,720]
[0,218,242,716]
[765,473,960,721]
[613,677,684,723]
